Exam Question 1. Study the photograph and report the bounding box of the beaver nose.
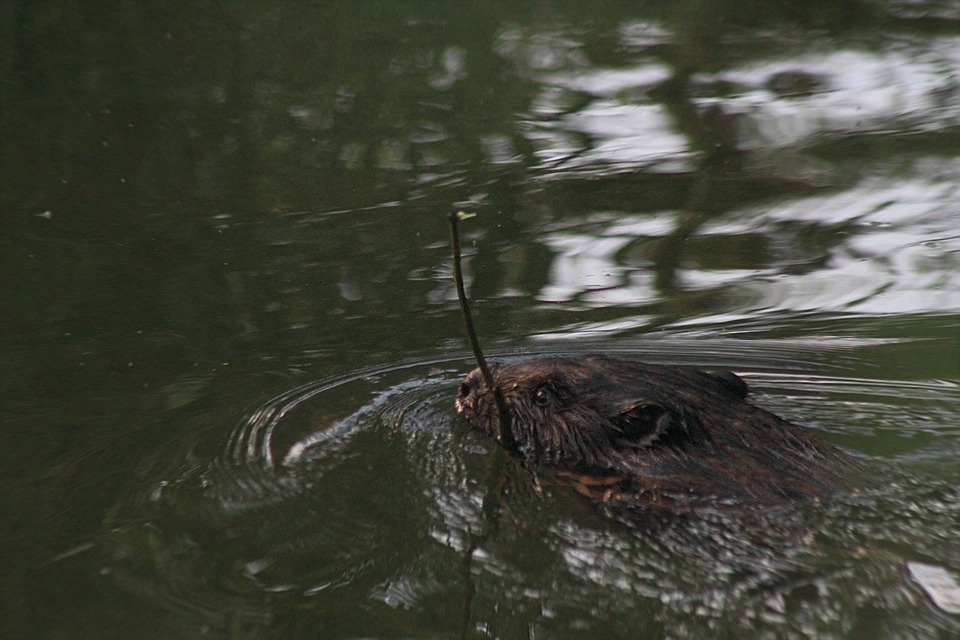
[455,377,479,413]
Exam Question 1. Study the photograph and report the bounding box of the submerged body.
[455,354,858,506]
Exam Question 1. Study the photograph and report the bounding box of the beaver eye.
[533,386,553,407]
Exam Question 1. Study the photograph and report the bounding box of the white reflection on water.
[708,175,960,315]
[703,40,960,149]
[538,234,645,303]
[531,167,959,326]
[547,63,673,97]
[523,58,693,175]
[618,21,674,50]
[514,34,959,177]
[537,212,675,305]
[504,30,959,335]
[547,101,693,174]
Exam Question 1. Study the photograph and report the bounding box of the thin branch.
[448,211,517,454]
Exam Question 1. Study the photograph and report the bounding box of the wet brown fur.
[455,354,858,506]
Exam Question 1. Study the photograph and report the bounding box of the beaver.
[455,354,858,506]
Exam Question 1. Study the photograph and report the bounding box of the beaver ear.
[608,403,679,448]
[711,371,748,399]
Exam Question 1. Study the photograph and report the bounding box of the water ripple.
[101,347,958,637]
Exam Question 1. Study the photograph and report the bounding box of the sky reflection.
[491,25,960,332]
[521,165,959,329]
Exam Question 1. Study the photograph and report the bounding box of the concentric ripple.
[100,351,960,638]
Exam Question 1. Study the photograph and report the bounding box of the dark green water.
[1,2,958,638]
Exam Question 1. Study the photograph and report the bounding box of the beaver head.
[455,354,852,504]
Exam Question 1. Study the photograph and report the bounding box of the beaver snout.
[454,371,481,415]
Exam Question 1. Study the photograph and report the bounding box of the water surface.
[1,2,958,638]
